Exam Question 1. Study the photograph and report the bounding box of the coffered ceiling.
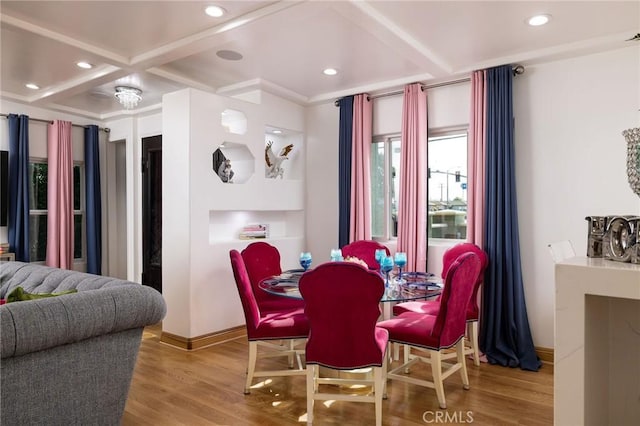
[1,1,638,120]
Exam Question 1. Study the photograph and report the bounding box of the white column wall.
[162,88,305,338]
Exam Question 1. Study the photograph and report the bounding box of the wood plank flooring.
[123,325,553,425]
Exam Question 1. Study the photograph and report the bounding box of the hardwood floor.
[123,325,553,425]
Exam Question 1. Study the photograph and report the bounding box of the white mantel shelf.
[555,257,640,426]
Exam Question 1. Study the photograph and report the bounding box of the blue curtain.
[480,65,541,371]
[84,125,102,275]
[7,114,30,262]
[338,96,354,247]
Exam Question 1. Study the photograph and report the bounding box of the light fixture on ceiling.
[114,86,142,110]
[323,68,338,76]
[527,14,551,26]
[272,129,282,134]
[76,61,93,69]
[205,5,225,17]
[25,83,40,90]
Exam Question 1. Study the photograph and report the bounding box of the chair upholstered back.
[229,249,261,338]
[241,242,283,303]
[441,243,488,320]
[299,262,387,369]
[341,240,390,270]
[432,252,482,348]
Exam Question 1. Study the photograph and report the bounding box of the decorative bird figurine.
[265,141,294,179]
[626,33,640,41]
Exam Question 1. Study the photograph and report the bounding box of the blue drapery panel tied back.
[84,125,102,275]
[7,114,30,262]
[480,65,541,371]
[338,96,354,248]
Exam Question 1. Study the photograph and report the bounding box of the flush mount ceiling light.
[323,68,338,76]
[76,61,93,69]
[25,83,40,90]
[114,86,142,110]
[527,14,551,26]
[205,5,225,17]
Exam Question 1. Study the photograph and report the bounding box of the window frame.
[370,126,470,243]
[371,133,401,242]
[28,157,85,263]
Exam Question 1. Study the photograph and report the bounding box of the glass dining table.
[259,268,443,320]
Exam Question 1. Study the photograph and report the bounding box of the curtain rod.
[334,64,525,106]
[0,113,110,133]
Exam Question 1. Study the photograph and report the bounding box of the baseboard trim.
[536,346,554,364]
[160,326,246,350]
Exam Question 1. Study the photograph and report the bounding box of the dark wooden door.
[142,135,162,293]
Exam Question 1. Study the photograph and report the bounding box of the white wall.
[515,46,640,348]
[305,45,640,349]
[162,88,306,338]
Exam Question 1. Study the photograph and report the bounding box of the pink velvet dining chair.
[241,241,305,313]
[229,249,309,394]
[392,242,488,366]
[298,262,388,426]
[377,252,482,409]
[341,240,390,270]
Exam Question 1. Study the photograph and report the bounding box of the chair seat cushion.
[393,300,440,316]
[249,308,309,341]
[259,298,305,314]
[393,300,479,321]
[377,312,463,351]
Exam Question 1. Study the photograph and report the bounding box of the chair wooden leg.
[374,366,383,426]
[245,341,258,394]
[403,344,411,373]
[430,349,446,409]
[457,339,470,390]
[288,339,295,368]
[469,321,480,366]
[306,364,315,425]
[382,345,389,400]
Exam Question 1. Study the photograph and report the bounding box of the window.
[370,129,468,241]
[29,160,84,262]
[428,131,468,240]
[371,135,401,240]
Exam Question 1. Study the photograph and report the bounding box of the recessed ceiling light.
[323,68,338,76]
[216,50,243,61]
[272,130,282,134]
[25,83,39,90]
[76,61,93,69]
[205,5,225,17]
[528,14,551,26]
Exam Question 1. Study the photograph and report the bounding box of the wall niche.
[213,142,254,184]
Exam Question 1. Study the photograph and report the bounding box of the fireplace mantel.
[555,257,640,425]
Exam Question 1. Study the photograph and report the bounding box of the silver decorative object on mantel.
[586,215,640,264]
[623,127,640,197]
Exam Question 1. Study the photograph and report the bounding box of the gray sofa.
[0,261,166,425]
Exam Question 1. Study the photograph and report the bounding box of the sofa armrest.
[1,285,166,358]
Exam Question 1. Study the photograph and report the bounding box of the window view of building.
[370,130,468,241]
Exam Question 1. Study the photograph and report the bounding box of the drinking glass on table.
[299,252,313,271]
[375,249,387,274]
[330,248,343,262]
[394,252,407,282]
[380,256,394,288]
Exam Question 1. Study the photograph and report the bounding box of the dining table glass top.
[259,268,443,302]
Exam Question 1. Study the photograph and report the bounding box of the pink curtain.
[46,120,74,269]
[349,94,372,241]
[397,83,428,272]
[468,70,487,246]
